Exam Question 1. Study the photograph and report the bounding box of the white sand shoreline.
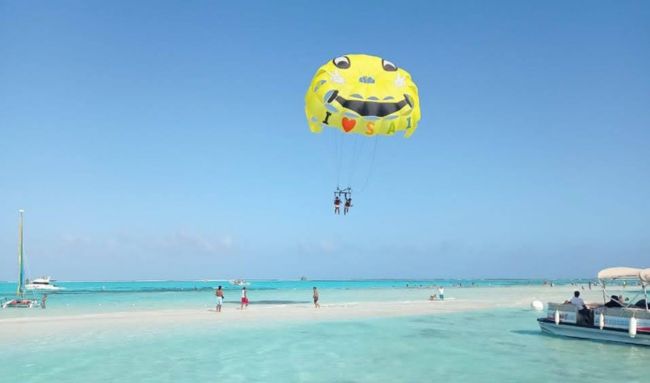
[0,285,611,342]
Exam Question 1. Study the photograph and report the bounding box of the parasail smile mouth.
[327,90,412,117]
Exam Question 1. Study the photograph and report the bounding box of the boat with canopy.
[538,266,650,346]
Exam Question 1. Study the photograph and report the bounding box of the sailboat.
[2,210,40,309]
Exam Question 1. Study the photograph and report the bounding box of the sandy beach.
[0,285,607,341]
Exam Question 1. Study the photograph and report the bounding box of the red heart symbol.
[342,118,356,132]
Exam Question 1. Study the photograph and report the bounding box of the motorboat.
[538,266,650,346]
[2,210,41,309]
[25,276,62,291]
[229,279,250,286]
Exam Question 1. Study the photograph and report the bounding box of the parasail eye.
[333,56,351,69]
[382,59,398,72]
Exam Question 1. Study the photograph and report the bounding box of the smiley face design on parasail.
[305,54,421,137]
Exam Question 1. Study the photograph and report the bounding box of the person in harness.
[334,194,341,215]
[344,195,352,215]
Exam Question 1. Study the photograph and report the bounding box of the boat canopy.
[640,269,650,284]
[597,267,643,280]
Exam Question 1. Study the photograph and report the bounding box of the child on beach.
[240,287,249,310]
[215,286,224,312]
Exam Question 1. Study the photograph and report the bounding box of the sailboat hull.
[2,299,37,309]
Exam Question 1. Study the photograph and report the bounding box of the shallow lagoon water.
[2,309,648,383]
[0,278,597,314]
[1,280,646,382]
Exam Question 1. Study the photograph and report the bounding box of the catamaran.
[2,210,41,309]
[538,266,650,346]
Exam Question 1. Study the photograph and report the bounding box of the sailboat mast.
[17,209,24,297]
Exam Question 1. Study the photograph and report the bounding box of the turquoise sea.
[0,278,592,313]
[1,279,647,383]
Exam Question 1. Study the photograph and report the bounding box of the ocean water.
[2,280,647,382]
[0,278,596,314]
[1,309,648,383]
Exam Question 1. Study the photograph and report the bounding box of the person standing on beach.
[215,286,224,312]
[437,286,444,301]
[240,287,249,310]
[313,287,320,308]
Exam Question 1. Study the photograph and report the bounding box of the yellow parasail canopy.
[305,54,421,138]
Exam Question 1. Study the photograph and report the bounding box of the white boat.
[25,276,61,291]
[538,266,650,346]
[2,210,41,309]
[229,279,250,286]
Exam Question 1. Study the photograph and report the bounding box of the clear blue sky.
[1,0,648,280]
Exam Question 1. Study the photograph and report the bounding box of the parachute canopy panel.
[305,54,421,138]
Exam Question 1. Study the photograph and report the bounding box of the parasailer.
[333,187,352,215]
[344,196,352,215]
[305,54,421,212]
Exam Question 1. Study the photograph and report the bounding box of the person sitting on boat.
[567,290,595,326]
[604,295,624,308]
[565,291,586,309]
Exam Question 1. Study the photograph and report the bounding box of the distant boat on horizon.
[25,276,62,291]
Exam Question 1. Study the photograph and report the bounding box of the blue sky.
[1,0,649,280]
